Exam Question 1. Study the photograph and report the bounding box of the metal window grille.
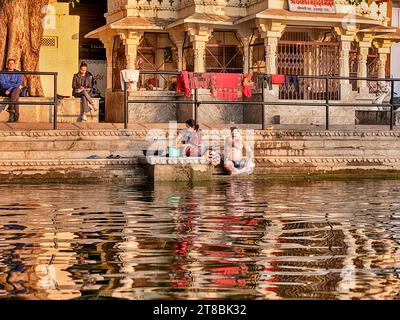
[41,36,58,48]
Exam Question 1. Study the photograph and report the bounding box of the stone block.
[0,97,99,123]
[148,163,213,182]
[264,103,355,125]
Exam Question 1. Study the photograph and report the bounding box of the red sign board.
[288,0,337,14]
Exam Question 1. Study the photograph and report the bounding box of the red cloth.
[210,73,243,100]
[271,74,285,85]
[177,71,190,97]
[242,73,253,98]
[242,85,252,98]
[189,72,211,89]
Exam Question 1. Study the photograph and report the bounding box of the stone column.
[257,21,285,75]
[192,41,206,72]
[356,34,373,94]
[120,31,143,70]
[377,52,387,79]
[334,27,357,99]
[242,38,250,74]
[264,36,279,75]
[374,39,392,79]
[187,24,213,73]
[99,35,114,90]
[357,45,369,93]
[170,30,185,71]
[237,26,253,74]
[257,20,285,100]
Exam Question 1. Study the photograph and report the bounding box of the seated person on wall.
[175,119,207,157]
[72,62,97,121]
[0,58,23,122]
[224,127,255,176]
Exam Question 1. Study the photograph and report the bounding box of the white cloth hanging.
[120,69,140,91]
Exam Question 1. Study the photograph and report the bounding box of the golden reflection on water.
[0,180,400,300]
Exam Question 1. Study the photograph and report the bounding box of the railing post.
[194,88,198,124]
[390,79,394,131]
[53,73,58,130]
[261,75,265,130]
[325,76,330,131]
[124,81,128,130]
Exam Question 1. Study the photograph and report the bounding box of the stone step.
[0,158,147,181]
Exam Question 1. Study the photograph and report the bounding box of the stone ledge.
[0,128,399,139]
[145,156,210,165]
[0,158,140,167]
[254,157,400,165]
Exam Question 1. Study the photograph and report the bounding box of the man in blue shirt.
[0,59,22,122]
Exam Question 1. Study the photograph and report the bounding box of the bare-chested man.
[224,127,255,176]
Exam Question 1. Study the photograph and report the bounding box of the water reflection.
[0,180,400,299]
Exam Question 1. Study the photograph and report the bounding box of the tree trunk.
[0,0,49,96]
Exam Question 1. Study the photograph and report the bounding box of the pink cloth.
[189,72,211,89]
[177,71,190,97]
[210,73,243,100]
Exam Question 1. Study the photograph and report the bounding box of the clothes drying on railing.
[270,74,285,85]
[242,73,254,98]
[176,71,246,100]
[177,71,190,97]
[189,72,212,89]
[284,75,300,95]
[269,74,300,95]
[210,73,243,100]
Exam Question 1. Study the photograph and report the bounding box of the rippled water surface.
[1,180,400,300]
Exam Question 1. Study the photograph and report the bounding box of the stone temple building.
[86,0,400,125]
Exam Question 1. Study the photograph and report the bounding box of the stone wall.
[106,90,178,123]
[243,92,262,124]
[263,103,356,126]
[177,89,243,124]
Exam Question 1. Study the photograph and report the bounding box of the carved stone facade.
[85,0,400,124]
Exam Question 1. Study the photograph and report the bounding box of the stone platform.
[0,97,99,123]
[0,123,400,181]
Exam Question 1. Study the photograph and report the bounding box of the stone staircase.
[1,127,400,180]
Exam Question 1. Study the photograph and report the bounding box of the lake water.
[0,179,400,300]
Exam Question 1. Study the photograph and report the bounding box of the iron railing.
[124,71,400,131]
[0,71,58,129]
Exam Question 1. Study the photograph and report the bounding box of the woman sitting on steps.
[72,62,97,121]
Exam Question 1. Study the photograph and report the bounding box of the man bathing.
[224,127,255,176]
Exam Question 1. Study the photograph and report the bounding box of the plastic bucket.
[168,146,180,157]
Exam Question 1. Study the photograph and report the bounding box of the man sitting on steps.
[0,58,23,122]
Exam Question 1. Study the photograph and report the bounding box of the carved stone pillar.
[357,46,370,93]
[170,30,185,71]
[374,39,392,79]
[186,24,213,72]
[120,31,143,70]
[264,36,279,75]
[377,53,387,79]
[237,27,253,74]
[356,33,373,94]
[257,21,285,75]
[334,27,358,99]
[192,41,206,72]
[186,25,213,73]
[99,35,113,90]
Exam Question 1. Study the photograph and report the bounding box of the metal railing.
[0,71,58,129]
[123,71,400,131]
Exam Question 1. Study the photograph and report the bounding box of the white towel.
[120,69,140,91]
